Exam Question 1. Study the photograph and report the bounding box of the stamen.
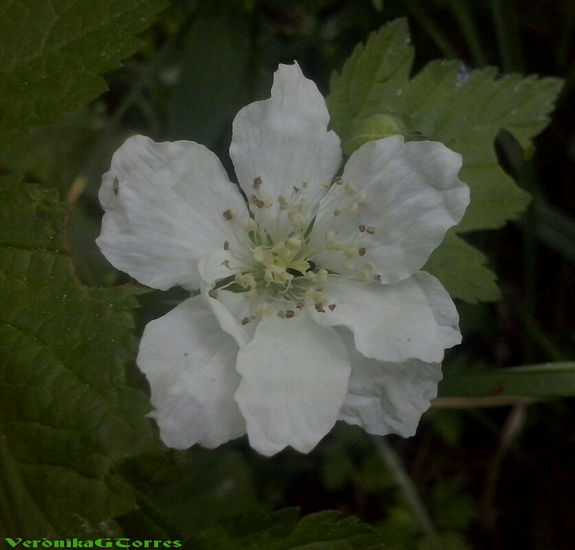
[244,218,257,232]
[347,202,359,214]
[251,195,265,209]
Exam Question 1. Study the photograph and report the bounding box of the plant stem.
[487,0,523,72]
[373,437,442,550]
[402,0,459,59]
[448,0,487,66]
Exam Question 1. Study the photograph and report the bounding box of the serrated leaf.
[327,19,562,303]
[193,509,386,550]
[0,106,102,194]
[424,232,501,303]
[438,362,575,399]
[0,177,153,537]
[328,19,413,143]
[124,448,265,538]
[328,21,561,231]
[0,0,167,140]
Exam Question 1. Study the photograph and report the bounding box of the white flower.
[97,63,469,456]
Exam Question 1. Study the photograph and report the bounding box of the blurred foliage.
[1,0,575,548]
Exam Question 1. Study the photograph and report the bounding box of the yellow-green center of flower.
[254,236,309,285]
[228,228,331,318]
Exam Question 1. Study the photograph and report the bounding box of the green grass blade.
[439,362,575,398]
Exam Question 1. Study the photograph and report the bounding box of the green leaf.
[327,19,413,145]
[0,177,153,537]
[327,18,563,303]
[438,362,575,398]
[193,509,387,550]
[0,0,167,141]
[123,448,265,538]
[424,232,501,303]
[0,106,102,194]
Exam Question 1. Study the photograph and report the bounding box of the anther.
[334,177,344,185]
[223,209,233,220]
[358,247,366,256]
[208,289,218,299]
[328,304,336,311]
[358,224,366,232]
[223,241,229,250]
[315,303,325,313]
[285,310,295,318]
[251,195,265,209]
[113,177,120,196]
[253,176,262,189]
[241,317,251,325]
[374,274,382,282]
[366,226,376,234]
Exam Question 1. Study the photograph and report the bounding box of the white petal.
[311,136,469,284]
[310,272,461,363]
[234,312,350,456]
[137,295,245,449]
[337,329,441,437]
[201,285,255,348]
[198,249,256,347]
[97,135,250,290]
[230,63,341,238]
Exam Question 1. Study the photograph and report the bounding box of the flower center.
[228,226,332,318]
[214,176,342,319]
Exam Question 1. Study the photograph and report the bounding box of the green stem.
[447,0,487,66]
[402,0,459,59]
[373,437,442,549]
[487,0,523,72]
